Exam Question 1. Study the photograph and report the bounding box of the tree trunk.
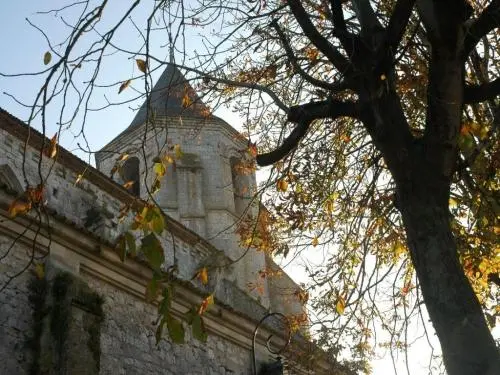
[399,192,499,375]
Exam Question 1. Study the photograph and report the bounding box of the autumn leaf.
[34,263,45,280]
[153,162,166,178]
[49,133,58,159]
[336,296,346,315]
[305,47,319,62]
[123,181,135,189]
[118,80,131,94]
[8,199,31,218]
[75,174,84,185]
[181,92,192,108]
[116,153,129,162]
[194,267,209,285]
[248,143,258,158]
[276,179,288,192]
[136,59,147,73]
[43,51,52,65]
[312,236,319,247]
[198,294,214,315]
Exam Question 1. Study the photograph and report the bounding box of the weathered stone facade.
[0,65,343,375]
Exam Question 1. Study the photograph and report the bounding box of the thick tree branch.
[464,78,500,103]
[328,0,358,55]
[270,19,349,92]
[352,0,383,33]
[464,0,500,56]
[287,0,351,74]
[256,99,358,166]
[383,0,417,57]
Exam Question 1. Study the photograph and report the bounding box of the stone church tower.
[96,64,273,307]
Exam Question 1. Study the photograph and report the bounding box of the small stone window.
[0,164,23,193]
[121,157,140,196]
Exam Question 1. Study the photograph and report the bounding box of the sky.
[0,0,242,164]
[0,2,495,375]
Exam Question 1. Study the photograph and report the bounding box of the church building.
[0,65,346,375]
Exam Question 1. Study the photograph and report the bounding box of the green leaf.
[116,235,127,262]
[155,318,165,345]
[191,314,208,342]
[158,285,172,316]
[152,210,165,234]
[43,51,52,65]
[141,233,164,270]
[125,232,136,257]
[145,277,158,302]
[166,314,185,344]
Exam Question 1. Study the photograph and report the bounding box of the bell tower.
[95,64,268,305]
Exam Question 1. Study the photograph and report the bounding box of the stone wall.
[0,108,340,375]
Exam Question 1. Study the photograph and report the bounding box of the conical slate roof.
[128,64,210,129]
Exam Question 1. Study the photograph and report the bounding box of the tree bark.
[398,191,499,375]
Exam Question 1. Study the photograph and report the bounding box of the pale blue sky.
[0,0,240,163]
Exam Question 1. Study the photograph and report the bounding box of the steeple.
[127,64,210,130]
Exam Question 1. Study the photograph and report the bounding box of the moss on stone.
[28,268,104,375]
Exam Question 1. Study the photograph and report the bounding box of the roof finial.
[168,32,174,64]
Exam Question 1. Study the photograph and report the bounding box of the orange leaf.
[336,296,345,315]
[123,181,135,189]
[181,92,192,108]
[198,294,214,315]
[8,199,31,218]
[118,79,131,94]
[136,59,147,73]
[276,179,288,192]
[248,143,258,158]
[197,267,209,285]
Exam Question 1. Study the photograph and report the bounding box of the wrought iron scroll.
[251,312,291,375]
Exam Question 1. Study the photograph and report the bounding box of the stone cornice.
[0,190,339,374]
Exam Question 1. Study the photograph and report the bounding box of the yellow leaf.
[75,174,84,185]
[195,267,209,285]
[312,237,319,247]
[136,59,147,73]
[43,51,52,65]
[173,144,183,159]
[336,296,345,315]
[154,162,166,177]
[49,133,58,159]
[116,153,129,162]
[118,79,131,94]
[276,179,288,192]
[34,263,45,280]
[449,197,458,208]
